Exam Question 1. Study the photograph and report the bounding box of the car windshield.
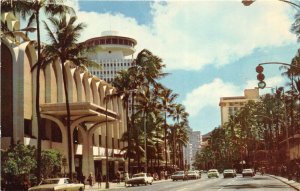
[243,169,252,172]
[133,174,145,177]
[224,170,233,173]
[40,179,60,185]
[188,171,195,173]
[209,170,217,173]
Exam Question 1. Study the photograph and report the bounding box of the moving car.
[28,178,84,191]
[171,171,187,181]
[242,168,255,177]
[207,169,219,178]
[126,173,153,186]
[187,170,200,179]
[223,169,236,178]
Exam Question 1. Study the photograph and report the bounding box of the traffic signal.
[256,65,266,89]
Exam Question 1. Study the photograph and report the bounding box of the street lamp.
[105,93,110,189]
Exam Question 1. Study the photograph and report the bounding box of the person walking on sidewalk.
[124,172,129,187]
[87,172,94,188]
[116,170,121,184]
[96,173,102,188]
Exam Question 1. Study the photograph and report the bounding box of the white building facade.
[84,31,137,83]
[183,128,202,169]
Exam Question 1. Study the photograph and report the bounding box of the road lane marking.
[176,188,187,191]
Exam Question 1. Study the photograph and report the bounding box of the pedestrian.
[164,170,168,180]
[116,170,121,184]
[124,172,129,187]
[96,173,102,188]
[87,172,93,187]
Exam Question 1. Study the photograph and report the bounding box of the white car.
[207,169,220,178]
[242,169,255,177]
[28,178,84,191]
[126,173,154,186]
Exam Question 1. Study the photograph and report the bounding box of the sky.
[60,0,299,134]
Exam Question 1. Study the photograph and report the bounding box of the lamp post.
[105,94,110,189]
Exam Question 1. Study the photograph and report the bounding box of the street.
[111,174,296,191]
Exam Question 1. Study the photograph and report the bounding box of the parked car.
[171,171,187,181]
[223,169,236,178]
[28,178,84,191]
[207,169,219,178]
[242,168,255,177]
[187,170,200,179]
[126,173,153,186]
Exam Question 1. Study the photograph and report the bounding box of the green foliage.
[41,149,62,178]
[1,142,36,180]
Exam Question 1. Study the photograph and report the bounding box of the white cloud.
[184,75,287,118]
[182,78,241,117]
[69,1,296,71]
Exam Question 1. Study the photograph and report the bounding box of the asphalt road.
[117,174,296,191]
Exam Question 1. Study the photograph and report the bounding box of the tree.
[1,142,36,188]
[41,150,62,179]
[1,0,74,182]
[43,15,93,179]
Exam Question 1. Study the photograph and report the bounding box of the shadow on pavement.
[221,183,291,189]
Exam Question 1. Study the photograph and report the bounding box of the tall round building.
[84,31,137,82]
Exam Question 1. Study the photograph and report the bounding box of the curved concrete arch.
[82,72,91,102]
[64,61,74,102]
[90,78,100,105]
[96,81,102,106]
[17,41,37,140]
[44,64,52,103]
[74,69,83,102]
[52,59,63,103]
[70,67,78,102]
[98,81,106,107]
[40,114,67,143]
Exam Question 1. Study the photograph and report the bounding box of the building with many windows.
[1,13,127,180]
[219,88,259,125]
[183,128,202,169]
[84,31,137,83]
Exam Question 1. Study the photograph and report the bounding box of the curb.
[268,175,300,191]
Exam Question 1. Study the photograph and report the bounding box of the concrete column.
[102,160,107,176]
[115,161,119,172]
[82,131,95,177]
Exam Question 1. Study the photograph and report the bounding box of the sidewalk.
[84,179,171,191]
[269,174,300,191]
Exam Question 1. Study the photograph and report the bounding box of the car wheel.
[79,187,83,191]
[150,181,153,185]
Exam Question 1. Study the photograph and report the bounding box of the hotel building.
[1,13,127,180]
[219,88,259,125]
[83,31,137,83]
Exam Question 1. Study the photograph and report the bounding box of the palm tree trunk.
[144,111,148,173]
[126,99,131,174]
[35,10,42,183]
[173,129,176,171]
[62,61,73,179]
[164,112,168,170]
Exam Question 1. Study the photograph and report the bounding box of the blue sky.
[66,0,299,134]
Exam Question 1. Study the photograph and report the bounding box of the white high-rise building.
[84,31,137,82]
[183,128,202,169]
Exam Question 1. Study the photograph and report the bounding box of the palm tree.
[113,67,140,174]
[1,0,74,182]
[170,104,185,170]
[42,15,93,179]
[158,87,178,170]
